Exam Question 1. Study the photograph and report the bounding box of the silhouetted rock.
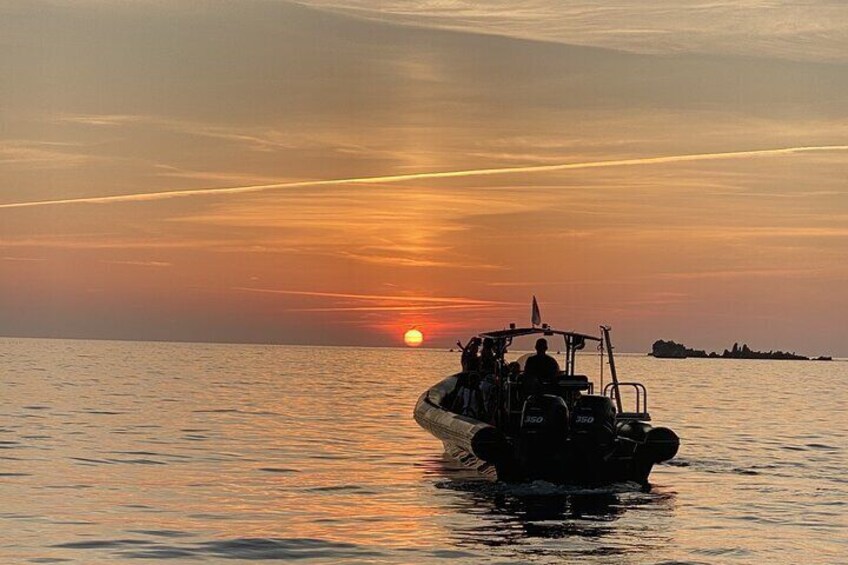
[650,340,707,359]
[650,339,830,360]
[722,342,808,360]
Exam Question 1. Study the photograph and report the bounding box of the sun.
[403,328,424,347]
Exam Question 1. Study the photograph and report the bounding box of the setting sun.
[403,328,424,347]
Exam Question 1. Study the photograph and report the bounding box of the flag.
[531,295,541,326]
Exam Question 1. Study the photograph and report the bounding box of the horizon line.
[0,332,842,358]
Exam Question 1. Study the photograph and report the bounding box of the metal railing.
[603,382,650,420]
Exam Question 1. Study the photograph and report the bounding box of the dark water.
[1,338,845,563]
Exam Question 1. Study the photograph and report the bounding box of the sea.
[1,338,845,564]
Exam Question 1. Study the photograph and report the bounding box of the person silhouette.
[523,338,560,391]
[460,338,481,372]
[478,338,498,422]
[479,337,497,375]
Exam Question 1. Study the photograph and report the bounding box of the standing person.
[478,338,499,423]
[479,338,497,375]
[460,337,481,372]
[452,338,484,419]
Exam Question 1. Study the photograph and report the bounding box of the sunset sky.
[2,1,847,355]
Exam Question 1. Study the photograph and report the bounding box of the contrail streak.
[2,145,846,209]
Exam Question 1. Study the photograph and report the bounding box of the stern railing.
[603,382,651,421]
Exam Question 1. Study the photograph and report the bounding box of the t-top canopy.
[478,326,601,342]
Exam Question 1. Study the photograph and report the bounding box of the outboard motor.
[570,395,617,459]
[519,395,569,471]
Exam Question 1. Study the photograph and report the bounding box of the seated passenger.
[450,372,485,420]
[523,338,561,390]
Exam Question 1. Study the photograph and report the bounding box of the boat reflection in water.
[419,453,678,558]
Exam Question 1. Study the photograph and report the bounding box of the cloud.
[485,279,641,287]
[233,287,518,306]
[152,164,288,185]
[285,304,503,312]
[655,268,817,280]
[57,113,409,162]
[1,145,845,210]
[0,237,225,250]
[653,226,848,241]
[103,260,172,268]
[58,114,304,153]
[233,287,523,314]
[1,256,46,262]
[336,251,502,269]
[294,0,848,62]
[0,140,97,169]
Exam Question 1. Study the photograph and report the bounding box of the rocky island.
[650,340,832,361]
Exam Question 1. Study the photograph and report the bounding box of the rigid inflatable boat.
[414,323,679,485]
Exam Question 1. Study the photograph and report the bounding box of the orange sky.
[1,1,847,355]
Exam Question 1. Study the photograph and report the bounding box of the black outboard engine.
[519,395,569,474]
[570,395,617,459]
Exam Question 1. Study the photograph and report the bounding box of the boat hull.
[413,374,509,465]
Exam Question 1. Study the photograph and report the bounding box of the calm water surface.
[1,338,845,563]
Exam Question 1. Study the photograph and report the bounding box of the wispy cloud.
[295,1,848,63]
[0,237,225,250]
[651,269,824,280]
[633,226,848,242]
[103,260,172,268]
[233,287,518,306]
[233,287,523,313]
[0,140,96,169]
[2,256,46,262]
[58,113,408,162]
[58,114,303,153]
[484,279,641,287]
[285,304,502,312]
[152,164,289,185]
[1,145,845,209]
[336,251,502,269]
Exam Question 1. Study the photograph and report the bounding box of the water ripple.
[2,340,846,564]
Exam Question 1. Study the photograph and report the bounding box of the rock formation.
[650,340,825,361]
